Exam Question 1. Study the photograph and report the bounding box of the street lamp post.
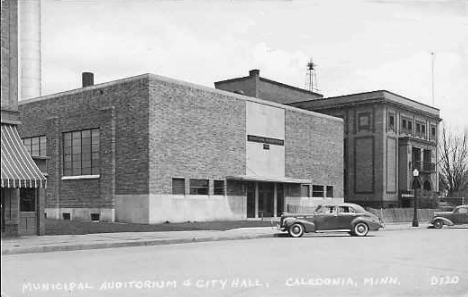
[412,169,419,227]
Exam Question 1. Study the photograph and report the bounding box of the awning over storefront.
[226,175,310,184]
[1,124,46,188]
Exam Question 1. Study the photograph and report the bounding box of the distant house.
[18,72,344,223]
[216,70,442,208]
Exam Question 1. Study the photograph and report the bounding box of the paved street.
[2,228,468,297]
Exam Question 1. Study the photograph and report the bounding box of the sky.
[40,0,467,131]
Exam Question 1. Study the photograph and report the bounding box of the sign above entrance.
[247,135,284,146]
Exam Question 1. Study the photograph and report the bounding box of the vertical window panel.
[62,129,100,176]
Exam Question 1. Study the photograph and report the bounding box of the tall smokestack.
[82,72,94,87]
[19,0,42,100]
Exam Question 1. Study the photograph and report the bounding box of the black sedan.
[277,203,384,237]
[430,205,468,229]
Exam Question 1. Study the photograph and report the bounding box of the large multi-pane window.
[23,136,47,157]
[63,129,100,176]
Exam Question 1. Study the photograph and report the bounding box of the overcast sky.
[40,0,467,131]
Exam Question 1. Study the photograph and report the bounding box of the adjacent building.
[216,70,442,208]
[1,0,46,237]
[291,91,441,208]
[18,73,344,223]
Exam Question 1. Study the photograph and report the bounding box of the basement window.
[214,180,225,195]
[312,185,325,198]
[190,179,209,195]
[172,178,185,195]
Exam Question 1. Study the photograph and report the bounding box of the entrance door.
[277,183,284,216]
[19,188,37,235]
[258,182,274,218]
[246,182,256,218]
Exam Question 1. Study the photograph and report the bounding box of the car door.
[453,207,468,224]
[314,205,339,230]
[336,206,357,229]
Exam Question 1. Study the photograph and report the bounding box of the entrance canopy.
[1,124,46,188]
[226,175,310,184]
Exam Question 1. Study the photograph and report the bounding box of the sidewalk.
[2,223,431,255]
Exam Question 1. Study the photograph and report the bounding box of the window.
[172,178,185,194]
[456,207,468,214]
[326,186,334,197]
[190,179,209,195]
[214,180,225,195]
[416,123,421,133]
[338,206,356,214]
[23,136,47,157]
[63,128,100,176]
[312,185,325,197]
[20,188,36,212]
[358,113,370,131]
[388,114,395,131]
[317,205,336,215]
[401,117,413,134]
[301,185,310,197]
[431,125,437,139]
[421,125,426,134]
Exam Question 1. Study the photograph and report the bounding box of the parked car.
[430,205,468,229]
[277,203,384,237]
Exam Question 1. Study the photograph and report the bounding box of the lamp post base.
[412,220,419,227]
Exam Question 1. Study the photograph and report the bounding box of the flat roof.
[291,90,440,118]
[214,74,324,98]
[19,73,343,124]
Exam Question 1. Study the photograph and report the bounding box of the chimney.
[249,69,260,77]
[82,72,94,87]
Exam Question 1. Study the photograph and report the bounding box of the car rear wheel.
[433,219,444,229]
[353,222,369,237]
[288,223,304,238]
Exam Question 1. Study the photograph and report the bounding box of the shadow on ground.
[45,219,275,235]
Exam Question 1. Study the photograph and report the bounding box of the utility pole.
[431,52,435,106]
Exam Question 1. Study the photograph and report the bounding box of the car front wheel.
[353,222,369,237]
[433,219,444,229]
[288,223,304,238]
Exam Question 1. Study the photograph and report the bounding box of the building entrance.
[19,188,37,235]
[258,182,274,218]
[246,182,285,218]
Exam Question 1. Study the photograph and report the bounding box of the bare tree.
[438,127,468,197]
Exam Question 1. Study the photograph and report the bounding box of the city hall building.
[18,73,344,223]
[216,70,442,208]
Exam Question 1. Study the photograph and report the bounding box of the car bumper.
[277,224,287,232]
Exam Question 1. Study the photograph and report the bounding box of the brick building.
[1,0,46,237]
[215,69,323,104]
[18,73,344,223]
[216,71,442,208]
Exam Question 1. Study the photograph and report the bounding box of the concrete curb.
[1,224,435,256]
[2,233,274,256]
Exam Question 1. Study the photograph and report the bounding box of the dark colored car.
[430,205,468,229]
[277,203,384,237]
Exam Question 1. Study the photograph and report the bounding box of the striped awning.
[1,124,46,188]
